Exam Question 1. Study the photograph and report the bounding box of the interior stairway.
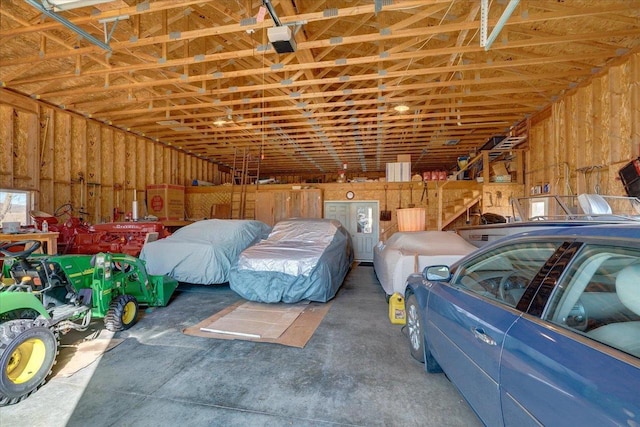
[432,181,483,230]
[440,189,482,229]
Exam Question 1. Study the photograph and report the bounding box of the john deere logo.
[151,195,163,211]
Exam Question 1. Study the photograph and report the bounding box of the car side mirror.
[424,265,451,281]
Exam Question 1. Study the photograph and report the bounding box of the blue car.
[405,224,640,426]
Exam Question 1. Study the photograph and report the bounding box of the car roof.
[505,223,640,241]
[446,223,640,271]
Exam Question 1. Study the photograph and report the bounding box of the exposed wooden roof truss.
[1,0,639,175]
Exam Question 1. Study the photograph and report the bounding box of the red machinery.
[30,203,169,256]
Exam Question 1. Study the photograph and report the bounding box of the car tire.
[105,295,139,332]
[406,294,442,373]
[406,294,425,363]
[0,319,58,406]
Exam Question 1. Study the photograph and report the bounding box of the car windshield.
[453,241,563,307]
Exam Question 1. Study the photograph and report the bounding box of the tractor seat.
[1,242,26,280]
[29,210,59,225]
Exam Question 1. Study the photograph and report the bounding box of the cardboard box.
[397,154,411,163]
[491,161,509,176]
[146,184,185,220]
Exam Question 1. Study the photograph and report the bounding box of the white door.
[325,201,379,262]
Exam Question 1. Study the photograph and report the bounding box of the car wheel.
[104,295,139,332]
[406,294,442,373]
[406,294,425,363]
[0,319,58,406]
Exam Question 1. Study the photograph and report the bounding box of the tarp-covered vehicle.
[229,219,353,303]
[139,219,271,284]
[373,231,477,297]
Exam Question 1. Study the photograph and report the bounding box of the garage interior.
[1,0,640,425]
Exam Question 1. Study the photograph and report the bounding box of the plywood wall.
[0,89,220,222]
[184,180,504,235]
[527,52,640,197]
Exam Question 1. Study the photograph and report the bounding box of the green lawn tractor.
[0,240,179,406]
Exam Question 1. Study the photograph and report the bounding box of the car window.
[544,245,640,358]
[452,241,562,308]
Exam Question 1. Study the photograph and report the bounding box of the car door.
[500,242,640,426]
[426,241,562,426]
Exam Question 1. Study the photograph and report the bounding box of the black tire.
[104,295,139,332]
[0,319,58,406]
[406,294,425,362]
[406,294,442,373]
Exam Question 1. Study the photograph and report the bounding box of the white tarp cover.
[139,219,271,284]
[229,218,354,303]
[373,231,477,296]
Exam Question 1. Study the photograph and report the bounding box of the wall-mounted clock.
[346,191,355,200]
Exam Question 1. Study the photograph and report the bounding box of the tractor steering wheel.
[54,203,74,220]
[0,240,42,258]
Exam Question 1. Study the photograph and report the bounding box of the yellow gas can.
[389,293,406,325]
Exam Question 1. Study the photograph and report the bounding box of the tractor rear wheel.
[0,319,58,406]
[104,295,139,332]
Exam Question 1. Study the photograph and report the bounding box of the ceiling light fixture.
[213,118,227,127]
[42,0,115,11]
[394,104,410,113]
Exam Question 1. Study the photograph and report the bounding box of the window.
[453,241,562,307]
[545,245,640,358]
[0,189,32,226]
[356,206,372,234]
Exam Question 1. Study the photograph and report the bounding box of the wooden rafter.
[1,0,639,174]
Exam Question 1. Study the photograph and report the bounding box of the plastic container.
[396,208,426,231]
[42,220,49,233]
[388,293,406,325]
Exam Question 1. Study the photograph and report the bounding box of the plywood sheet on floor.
[201,301,308,339]
[183,299,333,348]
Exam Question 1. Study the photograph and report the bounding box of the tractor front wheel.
[104,295,139,332]
[0,319,58,406]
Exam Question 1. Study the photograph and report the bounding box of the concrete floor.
[2,265,481,427]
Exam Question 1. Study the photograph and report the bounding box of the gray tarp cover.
[229,218,354,303]
[139,219,271,284]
